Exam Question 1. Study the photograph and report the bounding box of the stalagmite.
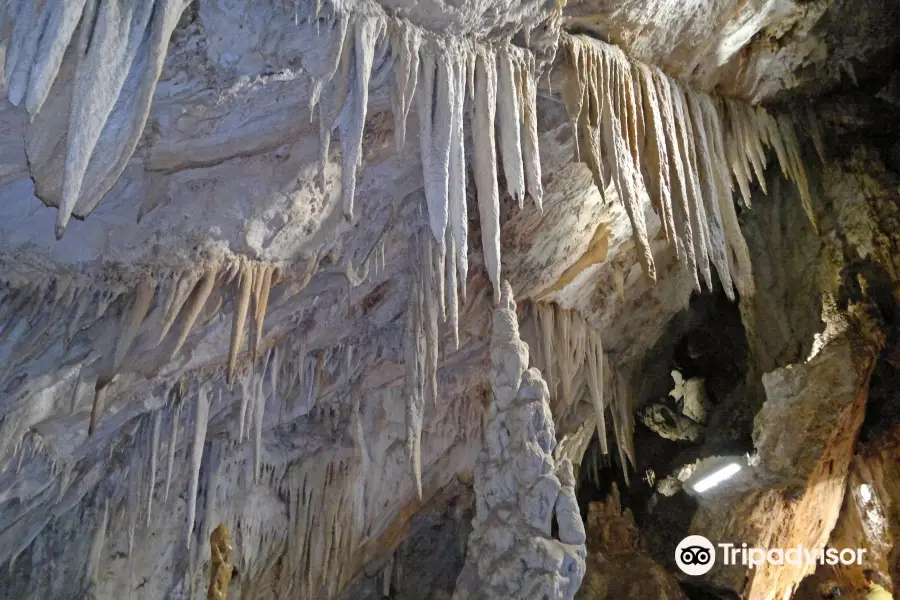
[472,51,502,299]
[340,17,383,221]
[228,260,253,385]
[497,48,526,207]
[147,410,161,527]
[186,387,210,549]
[114,275,156,370]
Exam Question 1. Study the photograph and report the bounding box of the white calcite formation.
[453,282,586,600]
[3,0,193,239]
[528,302,635,484]
[563,34,817,296]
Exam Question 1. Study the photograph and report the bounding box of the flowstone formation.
[453,281,586,600]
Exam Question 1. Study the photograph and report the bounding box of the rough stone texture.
[453,282,586,600]
[576,484,687,600]
[690,327,881,599]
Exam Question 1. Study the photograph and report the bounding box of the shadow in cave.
[576,283,755,585]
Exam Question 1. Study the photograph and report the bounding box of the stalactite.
[3,0,192,238]
[114,275,156,370]
[147,409,161,527]
[253,368,266,482]
[497,48,526,207]
[403,246,426,499]
[585,329,608,455]
[518,55,544,210]
[172,266,218,358]
[591,40,657,282]
[87,497,108,586]
[417,47,454,251]
[532,302,634,476]
[446,232,460,350]
[309,18,349,118]
[186,387,210,548]
[340,17,384,221]
[687,91,735,299]
[390,23,421,152]
[165,401,181,502]
[671,80,712,290]
[88,381,110,437]
[472,50,502,299]
[228,260,253,385]
[318,19,354,186]
[563,34,816,294]
[448,50,469,304]
[252,266,275,361]
[636,63,676,248]
[424,235,440,407]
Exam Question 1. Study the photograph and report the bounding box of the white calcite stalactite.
[390,23,421,152]
[114,275,156,370]
[164,401,181,503]
[340,17,385,221]
[4,0,192,238]
[147,409,161,527]
[519,55,544,210]
[453,282,586,600]
[448,48,469,303]
[403,247,426,499]
[497,48,526,208]
[185,387,210,549]
[530,302,633,480]
[563,34,815,297]
[566,37,658,283]
[416,49,452,248]
[472,51,502,300]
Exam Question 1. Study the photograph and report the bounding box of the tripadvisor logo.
[676,535,716,576]
[675,535,868,577]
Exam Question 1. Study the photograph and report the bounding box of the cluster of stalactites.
[311,12,546,342]
[563,34,817,299]
[529,301,635,484]
[307,12,548,497]
[2,0,192,238]
[0,254,280,446]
